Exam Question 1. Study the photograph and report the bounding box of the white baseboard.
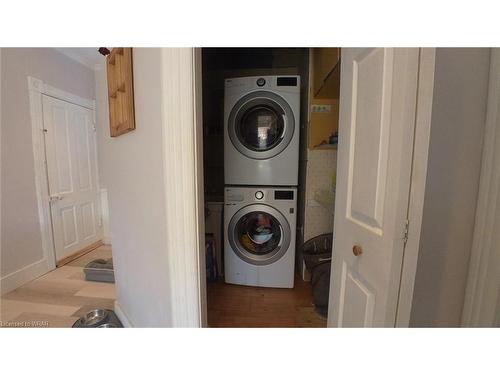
[1,258,50,295]
[114,301,133,327]
[102,236,112,245]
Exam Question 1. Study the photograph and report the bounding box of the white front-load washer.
[224,75,300,186]
[224,186,297,288]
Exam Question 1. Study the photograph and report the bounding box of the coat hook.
[98,47,111,56]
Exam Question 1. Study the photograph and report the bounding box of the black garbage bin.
[302,233,333,317]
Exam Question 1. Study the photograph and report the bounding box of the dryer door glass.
[236,105,285,152]
[228,91,295,160]
[235,211,282,255]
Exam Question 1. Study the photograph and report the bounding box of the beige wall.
[95,49,172,326]
[410,48,491,327]
[1,48,95,279]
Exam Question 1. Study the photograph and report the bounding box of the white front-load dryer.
[224,186,297,288]
[224,75,300,186]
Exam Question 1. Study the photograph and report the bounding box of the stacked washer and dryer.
[224,75,300,288]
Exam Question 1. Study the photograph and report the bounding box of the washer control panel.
[225,187,296,206]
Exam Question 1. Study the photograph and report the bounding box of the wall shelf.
[106,47,135,137]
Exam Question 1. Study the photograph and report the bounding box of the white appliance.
[224,186,297,288]
[224,75,300,186]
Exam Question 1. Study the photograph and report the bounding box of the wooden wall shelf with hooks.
[106,48,135,137]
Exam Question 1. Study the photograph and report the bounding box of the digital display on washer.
[274,190,294,200]
[276,77,297,87]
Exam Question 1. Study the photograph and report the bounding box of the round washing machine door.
[228,204,291,266]
[228,91,295,160]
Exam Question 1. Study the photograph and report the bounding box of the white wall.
[410,48,491,327]
[94,65,112,245]
[303,149,336,241]
[1,48,95,286]
[95,49,172,326]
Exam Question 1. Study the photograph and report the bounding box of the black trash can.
[302,233,333,317]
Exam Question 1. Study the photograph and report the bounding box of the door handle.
[352,245,363,257]
[49,195,64,203]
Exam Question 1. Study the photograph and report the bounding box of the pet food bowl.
[80,309,109,327]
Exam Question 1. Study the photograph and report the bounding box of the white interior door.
[328,48,420,327]
[42,95,101,262]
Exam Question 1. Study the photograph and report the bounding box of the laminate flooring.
[0,245,114,328]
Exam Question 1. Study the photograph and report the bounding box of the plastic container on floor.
[302,233,333,317]
[83,258,115,283]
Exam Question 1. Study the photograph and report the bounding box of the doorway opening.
[27,77,111,270]
[0,53,115,328]
[201,48,340,327]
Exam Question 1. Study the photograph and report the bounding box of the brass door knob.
[352,245,363,256]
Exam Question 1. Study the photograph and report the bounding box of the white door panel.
[43,96,101,262]
[81,201,97,240]
[328,48,419,327]
[61,206,78,247]
[337,261,375,327]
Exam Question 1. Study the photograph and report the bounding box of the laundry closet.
[202,48,340,327]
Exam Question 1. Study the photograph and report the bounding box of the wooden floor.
[207,276,327,328]
[0,245,114,328]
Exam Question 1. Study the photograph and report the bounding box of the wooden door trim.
[395,48,436,326]
[27,76,99,278]
[160,48,207,327]
[462,48,500,327]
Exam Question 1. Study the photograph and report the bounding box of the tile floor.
[0,245,114,328]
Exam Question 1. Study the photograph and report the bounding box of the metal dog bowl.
[80,309,109,327]
[72,308,123,328]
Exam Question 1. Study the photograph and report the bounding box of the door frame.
[160,48,207,327]
[189,48,436,327]
[461,48,500,327]
[27,76,97,272]
[394,48,436,326]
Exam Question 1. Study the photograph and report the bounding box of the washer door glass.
[236,211,282,255]
[228,204,291,266]
[236,105,285,152]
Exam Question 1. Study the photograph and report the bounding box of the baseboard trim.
[56,240,103,267]
[102,236,112,245]
[114,301,133,327]
[1,258,50,295]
